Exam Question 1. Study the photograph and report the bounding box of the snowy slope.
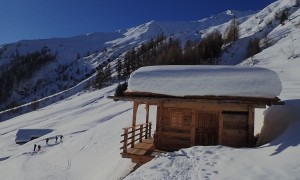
[220,0,299,65]
[127,1,300,179]
[1,1,300,179]
[0,10,255,115]
[0,85,157,180]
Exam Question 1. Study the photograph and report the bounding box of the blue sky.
[0,0,277,45]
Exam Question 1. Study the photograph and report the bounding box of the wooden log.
[149,122,152,138]
[123,129,128,153]
[248,106,255,146]
[145,103,150,138]
[157,103,163,133]
[139,124,143,142]
[191,109,196,146]
[163,102,249,112]
[161,131,191,138]
[222,129,248,137]
[218,111,223,144]
[131,102,139,148]
[191,127,196,146]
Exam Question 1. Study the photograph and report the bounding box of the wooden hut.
[109,65,282,164]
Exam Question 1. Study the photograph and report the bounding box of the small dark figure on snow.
[46,138,49,145]
[55,136,58,143]
[60,135,63,142]
[37,145,41,151]
[34,144,37,152]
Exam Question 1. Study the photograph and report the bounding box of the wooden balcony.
[120,122,163,164]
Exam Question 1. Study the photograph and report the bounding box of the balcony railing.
[120,122,152,153]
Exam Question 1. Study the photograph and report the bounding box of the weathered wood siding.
[155,107,192,151]
[196,111,219,146]
[154,102,254,151]
[222,112,248,147]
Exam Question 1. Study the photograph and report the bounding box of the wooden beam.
[132,101,139,126]
[160,131,191,138]
[248,106,255,146]
[146,103,150,124]
[163,102,249,112]
[123,129,128,153]
[131,101,139,148]
[145,103,150,139]
[155,102,164,148]
[218,111,223,144]
[108,95,279,106]
[191,109,196,146]
[156,103,163,133]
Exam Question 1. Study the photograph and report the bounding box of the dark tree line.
[0,47,57,105]
[94,31,225,89]
[94,18,256,90]
[116,30,224,77]
[94,64,112,89]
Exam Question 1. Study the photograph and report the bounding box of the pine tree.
[95,69,105,88]
[105,64,112,82]
[116,59,123,81]
[224,17,239,44]
[247,38,261,58]
[280,11,288,25]
[114,82,128,97]
[198,30,223,64]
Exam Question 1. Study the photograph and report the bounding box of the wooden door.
[195,112,218,146]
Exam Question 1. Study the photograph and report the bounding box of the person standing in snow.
[55,136,58,143]
[60,135,63,142]
[34,144,37,152]
[37,145,41,152]
[46,138,49,145]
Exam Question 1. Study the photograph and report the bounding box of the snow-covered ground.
[126,1,300,179]
[0,85,158,179]
[1,0,300,179]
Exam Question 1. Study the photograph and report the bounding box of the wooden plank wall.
[154,102,254,150]
[154,106,193,151]
[222,112,248,147]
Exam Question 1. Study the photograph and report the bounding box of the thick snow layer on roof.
[15,129,53,143]
[128,65,282,98]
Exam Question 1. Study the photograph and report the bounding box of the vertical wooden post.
[191,109,196,146]
[158,102,163,133]
[139,124,143,142]
[123,129,128,153]
[155,102,163,147]
[131,101,139,148]
[145,103,150,139]
[218,111,223,144]
[248,106,255,146]
[149,122,152,138]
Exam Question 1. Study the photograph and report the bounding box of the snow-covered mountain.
[0,10,255,117]
[1,0,300,179]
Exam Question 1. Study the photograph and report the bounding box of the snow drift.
[257,99,300,146]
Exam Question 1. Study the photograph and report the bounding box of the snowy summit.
[128,65,282,98]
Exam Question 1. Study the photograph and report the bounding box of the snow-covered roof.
[128,65,282,98]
